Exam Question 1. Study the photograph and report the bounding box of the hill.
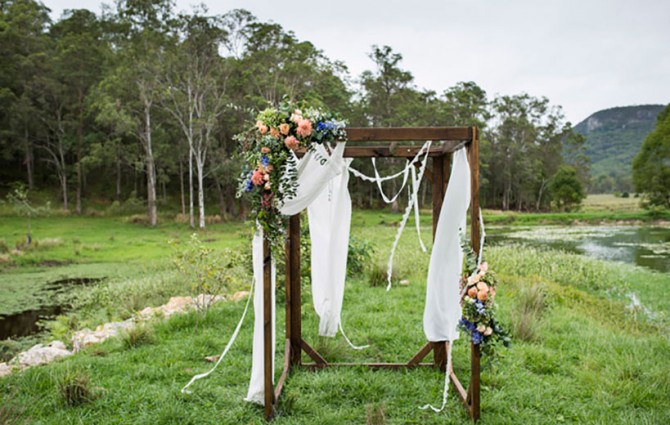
[574,104,665,193]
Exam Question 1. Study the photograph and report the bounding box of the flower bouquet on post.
[459,240,511,358]
[234,99,346,246]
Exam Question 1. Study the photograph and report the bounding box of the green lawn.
[1,212,669,424]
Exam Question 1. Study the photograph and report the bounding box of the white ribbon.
[181,277,255,394]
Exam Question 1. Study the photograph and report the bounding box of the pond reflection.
[487,226,670,273]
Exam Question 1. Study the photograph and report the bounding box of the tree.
[633,104,670,208]
[549,165,585,211]
[160,10,229,229]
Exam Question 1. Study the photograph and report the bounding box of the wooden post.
[262,238,274,420]
[467,127,481,421]
[469,343,481,420]
[288,214,302,365]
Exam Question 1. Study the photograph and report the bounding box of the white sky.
[44,0,670,124]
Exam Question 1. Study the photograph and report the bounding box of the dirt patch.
[39,260,72,267]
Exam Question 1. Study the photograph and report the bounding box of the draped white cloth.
[423,148,471,342]
[246,142,347,405]
[307,158,353,337]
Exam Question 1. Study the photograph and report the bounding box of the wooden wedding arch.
[261,126,482,421]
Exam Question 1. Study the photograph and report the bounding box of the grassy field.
[1,210,669,424]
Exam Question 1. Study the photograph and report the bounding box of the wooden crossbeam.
[345,127,472,142]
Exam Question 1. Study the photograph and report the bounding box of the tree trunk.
[24,128,33,190]
[75,124,82,215]
[188,146,195,228]
[196,157,206,229]
[144,104,157,226]
[179,157,186,215]
[116,149,122,202]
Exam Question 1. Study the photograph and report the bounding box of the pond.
[487,225,670,273]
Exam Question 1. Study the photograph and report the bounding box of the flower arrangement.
[235,100,347,245]
[459,240,511,357]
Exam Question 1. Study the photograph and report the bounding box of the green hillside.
[574,104,664,193]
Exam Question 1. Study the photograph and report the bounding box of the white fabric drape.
[246,142,347,405]
[307,158,353,337]
[245,228,276,404]
[423,148,471,342]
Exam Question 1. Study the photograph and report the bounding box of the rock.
[399,279,410,286]
[0,362,12,377]
[72,319,135,352]
[232,291,250,302]
[205,355,220,363]
[139,294,226,319]
[17,341,71,367]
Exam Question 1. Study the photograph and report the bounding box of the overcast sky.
[44,0,670,124]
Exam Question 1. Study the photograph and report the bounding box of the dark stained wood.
[303,362,435,370]
[345,127,472,142]
[431,155,445,240]
[450,371,469,407]
[300,338,327,366]
[274,339,291,401]
[262,238,274,420]
[288,214,302,365]
[407,342,433,366]
[469,342,481,420]
[468,127,481,256]
[443,153,452,195]
[294,142,466,159]
[433,341,447,372]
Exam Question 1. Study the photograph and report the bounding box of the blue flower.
[475,300,486,314]
[245,178,254,192]
[261,155,269,167]
[460,317,476,332]
[472,331,483,345]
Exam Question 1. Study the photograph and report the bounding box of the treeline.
[0,0,588,227]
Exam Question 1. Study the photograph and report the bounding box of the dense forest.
[0,0,589,227]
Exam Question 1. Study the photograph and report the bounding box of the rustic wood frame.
[261,126,482,421]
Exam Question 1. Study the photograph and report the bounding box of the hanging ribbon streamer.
[419,343,453,412]
[181,277,255,394]
[339,322,370,350]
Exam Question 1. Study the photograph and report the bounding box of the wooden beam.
[262,238,274,420]
[450,371,469,407]
[288,214,302,365]
[294,142,467,159]
[432,155,445,239]
[468,127,481,255]
[432,341,447,372]
[469,343,481,420]
[274,339,291,401]
[345,127,472,142]
[303,362,435,370]
[407,342,434,367]
[300,339,327,366]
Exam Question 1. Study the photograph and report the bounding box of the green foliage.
[347,235,374,276]
[575,105,664,193]
[366,260,399,287]
[633,104,670,208]
[549,165,586,211]
[56,368,97,407]
[122,324,154,349]
[511,283,547,342]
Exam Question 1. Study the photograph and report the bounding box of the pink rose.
[251,170,264,186]
[270,127,280,138]
[279,123,290,135]
[284,136,299,150]
[296,119,312,137]
[480,262,488,273]
[264,182,271,190]
[476,282,488,292]
[263,173,270,182]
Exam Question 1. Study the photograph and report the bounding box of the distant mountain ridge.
[573,104,665,192]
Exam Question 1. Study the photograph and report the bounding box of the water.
[0,277,104,340]
[487,226,670,273]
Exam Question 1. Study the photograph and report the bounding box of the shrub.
[348,236,375,277]
[0,239,8,253]
[511,283,546,342]
[57,369,96,407]
[367,261,399,287]
[122,324,154,349]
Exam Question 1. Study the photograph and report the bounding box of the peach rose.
[476,281,488,292]
[264,182,271,190]
[467,286,478,298]
[270,127,280,138]
[471,274,481,284]
[477,290,488,301]
[251,170,264,186]
[256,120,268,135]
[279,123,290,135]
[261,146,271,154]
[296,119,313,137]
[263,173,270,182]
[484,327,493,336]
[284,136,299,150]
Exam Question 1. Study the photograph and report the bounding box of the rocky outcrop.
[16,341,72,368]
[1,294,228,378]
[72,319,136,352]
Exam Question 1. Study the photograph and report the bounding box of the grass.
[0,210,669,423]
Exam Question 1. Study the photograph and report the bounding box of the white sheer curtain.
[246,142,347,405]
